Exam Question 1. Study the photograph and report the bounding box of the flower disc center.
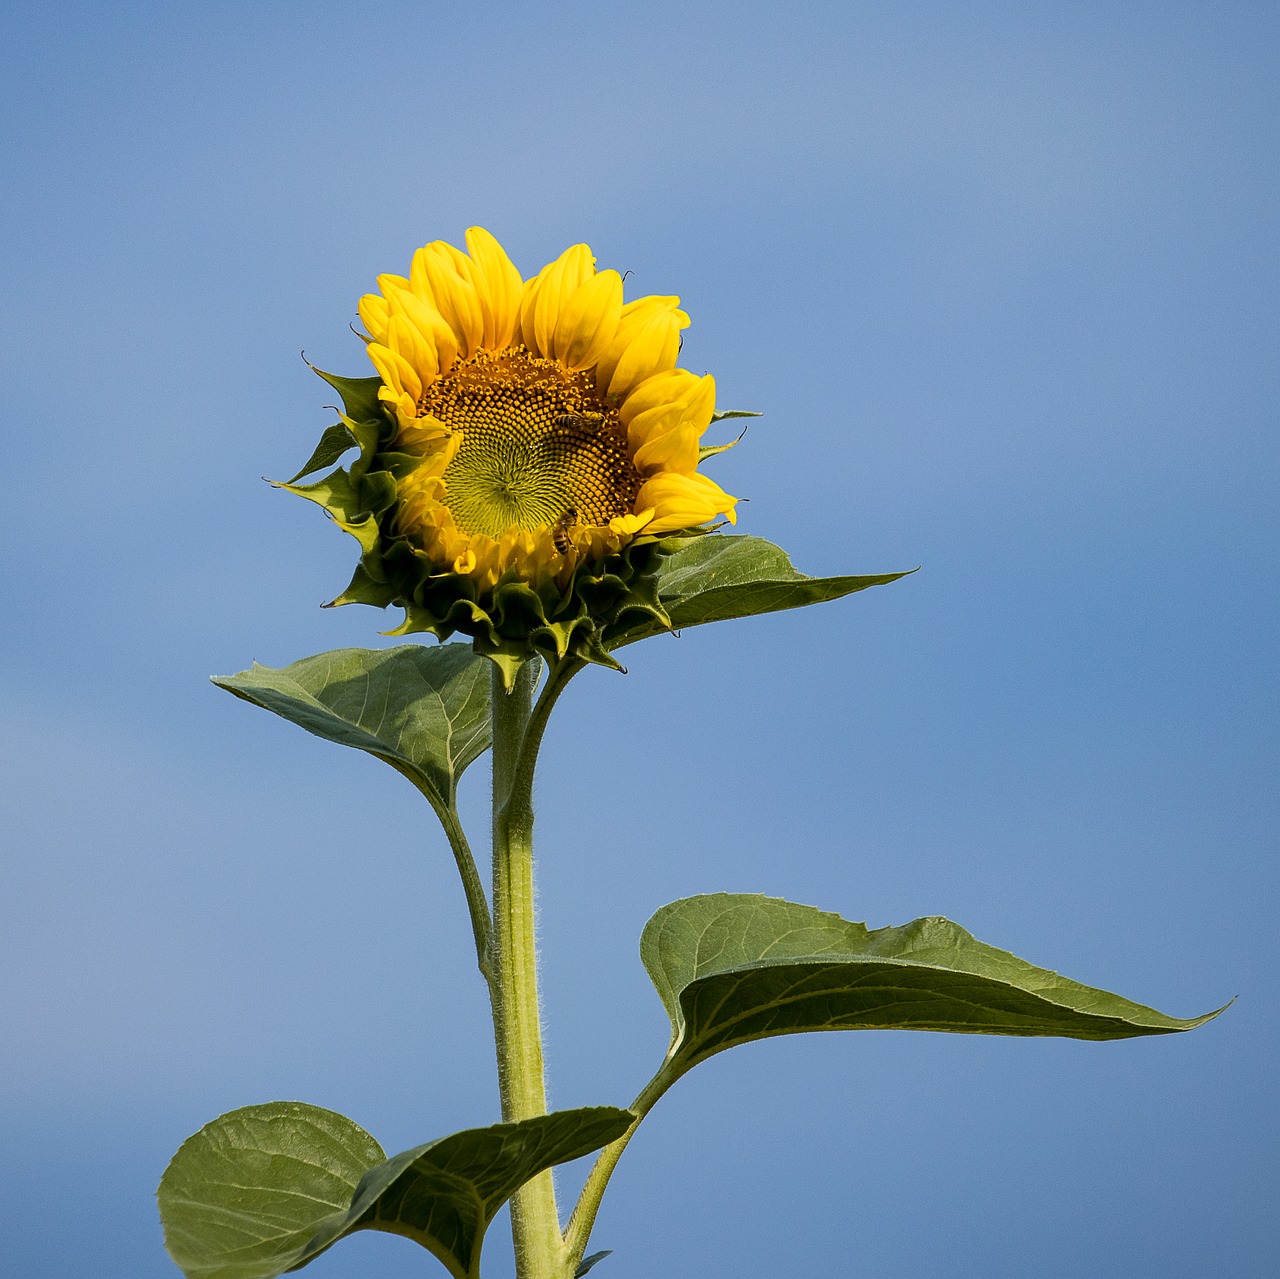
[422,347,642,540]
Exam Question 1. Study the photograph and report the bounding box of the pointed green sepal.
[699,410,759,462]
[328,562,398,609]
[275,467,364,521]
[305,361,385,424]
[288,421,359,483]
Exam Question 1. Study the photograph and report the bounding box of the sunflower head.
[284,228,740,682]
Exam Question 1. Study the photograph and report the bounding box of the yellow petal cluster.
[358,228,738,592]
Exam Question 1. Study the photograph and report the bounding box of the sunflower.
[289,228,741,674]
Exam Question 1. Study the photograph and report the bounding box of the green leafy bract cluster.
[282,367,681,685]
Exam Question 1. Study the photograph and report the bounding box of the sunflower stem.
[490,659,567,1279]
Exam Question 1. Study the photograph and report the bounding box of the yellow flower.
[358,228,737,595]
[287,229,744,676]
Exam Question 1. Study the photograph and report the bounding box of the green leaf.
[212,644,490,813]
[157,1102,384,1279]
[642,894,1225,1077]
[709,408,762,424]
[609,535,911,647]
[159,1102,635,1279]
[287,422,358,483]
[342,1107,633,1279]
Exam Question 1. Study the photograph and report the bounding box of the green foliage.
[212,644,490,815]
[641,894,1223,1077]
[607,534,911,647]
[158,1102,634,1279]
[157,1102,383,1279]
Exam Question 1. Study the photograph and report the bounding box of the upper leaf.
[607,535,911,647]
[212,644,490,812]
[159,1102,635,1279]
[641,894,1224,1075]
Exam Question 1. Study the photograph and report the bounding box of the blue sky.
[1,2,1276,1275]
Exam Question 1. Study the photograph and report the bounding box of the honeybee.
[554,411,606,435]
[551,508,578,555]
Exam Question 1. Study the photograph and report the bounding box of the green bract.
[281,367,678,685]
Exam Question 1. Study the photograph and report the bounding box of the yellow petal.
[396,412,452,452]
[358,293,390,343]
[553,269,623,370]
[636,472,737,534]
[378,272,411,298]
[609,509,656,535]
[532,243,595,358]
[605,308,688,400]
[617,368,701,427]
[625,373,716,457]
[593,296,687,396]
[408,249,436,303]
[465,227,524,350]
[378,385,417,421]
[388,286,459,374]
[387,313,439,387]
[366,342,422,401]
[633,420,701,474]
[518,262,550,351]
[418,243,485,357]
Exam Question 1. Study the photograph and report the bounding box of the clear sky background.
[2,2,1276,1276]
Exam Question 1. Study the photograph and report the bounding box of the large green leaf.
[158,1102,384,1279]
[340,1106,633,1279]
[608,535,911,647]
[212,644,490,813]
[159,1102,635,1279]
[642,894,1223,1076]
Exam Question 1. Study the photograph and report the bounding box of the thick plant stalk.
[490,660,567,1279]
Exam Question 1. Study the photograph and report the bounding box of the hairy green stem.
[490,659,566,1279]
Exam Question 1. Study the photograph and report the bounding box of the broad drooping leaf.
[158,1103,384,1279]
[607,535,911,648]
[212,644,490,814]
[641,894,1223,1078]
[159,1102,635,1279]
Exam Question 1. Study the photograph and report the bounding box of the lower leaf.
[158,1101,635,1279]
